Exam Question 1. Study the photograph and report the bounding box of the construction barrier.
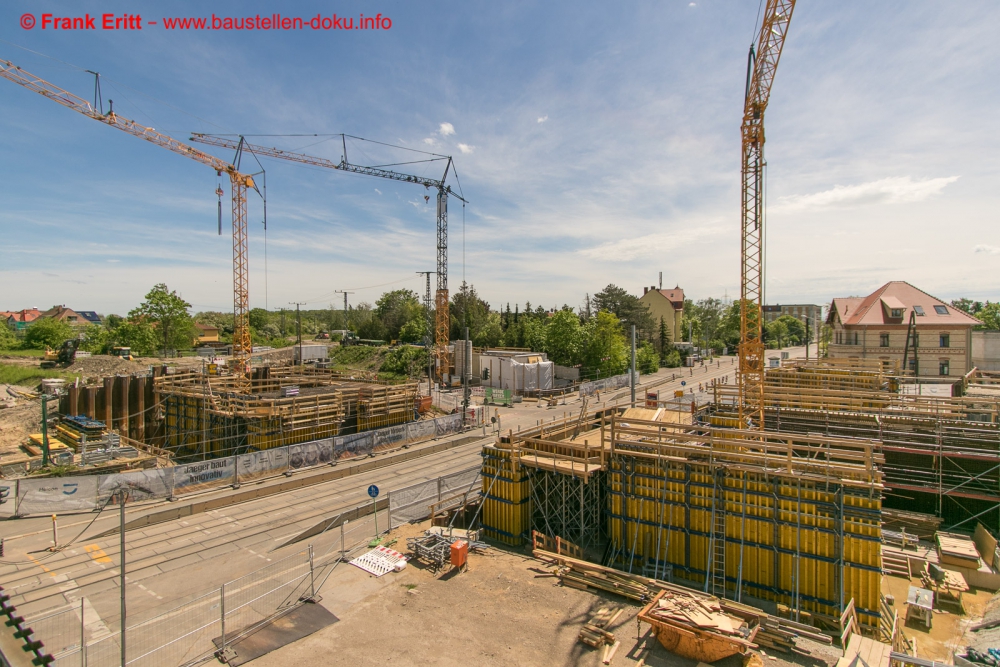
[579,371,638,398]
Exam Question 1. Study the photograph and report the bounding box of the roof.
[830,282,981,327]
[75,311,102,324]
[195,322,220,331]
[641,286,685,308]
[4,308,42,323]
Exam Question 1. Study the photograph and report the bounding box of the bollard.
[51,514,58,550]
[341,520,348,561]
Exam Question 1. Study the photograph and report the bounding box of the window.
[913,305,925,316]
[836,331,842,345]
[939,334,950,348]
[853,332,860,345]
[934,305,949,315]
[940,360,950,376]
[880,333,889,347]
[890,308,903,318]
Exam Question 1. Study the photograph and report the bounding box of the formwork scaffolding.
[712,382,1000,528]
[155,367,417,459]
[480,406,884,628]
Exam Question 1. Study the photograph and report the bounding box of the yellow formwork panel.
[481,446,532,546]
[607,459,882,626]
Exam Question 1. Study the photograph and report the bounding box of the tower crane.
[189,134,466,382]
[738,0,795,430]
[0,59,258,392]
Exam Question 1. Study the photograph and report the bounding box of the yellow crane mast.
[739,0,795,429]
[0,60,256,392]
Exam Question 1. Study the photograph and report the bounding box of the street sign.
[368,484,379,499]
[681,381,687,387]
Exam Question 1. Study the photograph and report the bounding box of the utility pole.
[334,290,355,314]
[280,308,286,336]
[805,316,810,361]
[289,302,305,366]
[118,488,126,667]
[40,394,53,466]
[416,272,436,391]
[462,326,471,426]
[631,325,637,408]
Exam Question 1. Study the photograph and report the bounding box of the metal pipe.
[119,489,126,667]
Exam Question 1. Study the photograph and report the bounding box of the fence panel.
[388,465,480,526]
[16,476,100,514]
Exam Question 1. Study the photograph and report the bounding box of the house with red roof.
[826,281,980,378]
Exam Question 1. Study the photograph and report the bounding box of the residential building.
[37,305,88,326]
[639,285,684,341]
[972,331,1000,372]
[194,323,221,346]
[75,311,103,325]
[826,281,980,378]
[763,303,823,340]
[2,308,42,331]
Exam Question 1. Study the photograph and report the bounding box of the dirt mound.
[0,389,41,457]
[65,355,149,377]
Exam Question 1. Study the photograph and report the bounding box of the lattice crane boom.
[191,134,465,383]
[0,59,256,391]
[739,0,795,430]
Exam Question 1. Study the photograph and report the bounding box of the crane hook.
[215,185,224,235]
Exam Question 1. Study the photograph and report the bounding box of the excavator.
[40,339,80,369]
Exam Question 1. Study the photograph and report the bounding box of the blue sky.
[1,1,998,315]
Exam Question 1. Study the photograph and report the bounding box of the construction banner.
[373,424,407,452]
[172,458,235,496]
[16,476,99,515]
[289,440,330,470]
[435,413,463,436]
[406,420,436,443]
[237,448,287,483]
[335,432,373,459]
[97,468,173,505]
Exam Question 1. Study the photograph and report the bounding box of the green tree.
[637,342,659,374]
[662,346,682,368]
[774,315,805,345]
[398,317,428,344]
[450,283,492,342]
[474,312,504,348]
[543,310,582,366]
[22,318,74,350]
[380,345,429,377]
[765,319,789,349]
[375,289,422,340]
[657,316,671,360]
[951,298,984,316]
[978,302,1000,330]
[0,322,17,350]
[248,308,269,331]
[592,284,655,340]
[580,311,629,377]
[106,320,158,356]
[130,284,196,355]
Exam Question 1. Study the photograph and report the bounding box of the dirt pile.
[0,390,41,456]
[65,355,149,378]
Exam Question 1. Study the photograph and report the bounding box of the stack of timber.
[535,548,832,660]
[937,532,982,569]
[577,606,623,650]
[882,509,942,540]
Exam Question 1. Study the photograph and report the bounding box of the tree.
[580,311,629,377]
[450,283,492,342]
[774,315,806,346]
[544,310,582,366]
[375,289,422,340]
[398,317,427,344]
[130,284,197,355]
[951,298,984,316]
[248,308,269,331]
[22,318,74,350]
[474,312,504,348]
[657,317,671,360]
[978,302,1000,330]
[105,320,158,356]
[592,284,655,340]
[0,321,17,350]
[765,319,789,349]
[637,342,659,374]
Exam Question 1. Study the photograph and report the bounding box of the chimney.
[644,287,648,295]
[659,272,662,290]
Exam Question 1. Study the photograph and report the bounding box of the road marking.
[27,553,112,642]
[84,544,113,564]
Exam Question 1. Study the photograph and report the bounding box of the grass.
[0,362,76,387]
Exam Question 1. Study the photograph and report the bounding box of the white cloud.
[422,138,435,145]
[439,122,455,136]
[689,2,696,6]
[457,143,475,154]
[579,223,726,262]
[537,115,548,123]
[975,244,1000,255]
[774,176,960,212]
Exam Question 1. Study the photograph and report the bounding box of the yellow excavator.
[40,339,80,369]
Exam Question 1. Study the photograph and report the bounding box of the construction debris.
[577,606,623,649]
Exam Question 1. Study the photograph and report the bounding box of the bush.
[637,342,659,374]
[380,345,429,377]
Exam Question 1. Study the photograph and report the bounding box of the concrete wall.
[973,330,1000,372]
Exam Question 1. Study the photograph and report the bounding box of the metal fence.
[7,409,485,518]
[388,466,481,526]
[26,467,480,667]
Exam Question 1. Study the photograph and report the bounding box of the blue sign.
[367,484,379,498]
[680,381,687,387]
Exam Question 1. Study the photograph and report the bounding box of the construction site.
[2,2,998,667]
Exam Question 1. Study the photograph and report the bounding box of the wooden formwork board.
[481,446,532,545]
